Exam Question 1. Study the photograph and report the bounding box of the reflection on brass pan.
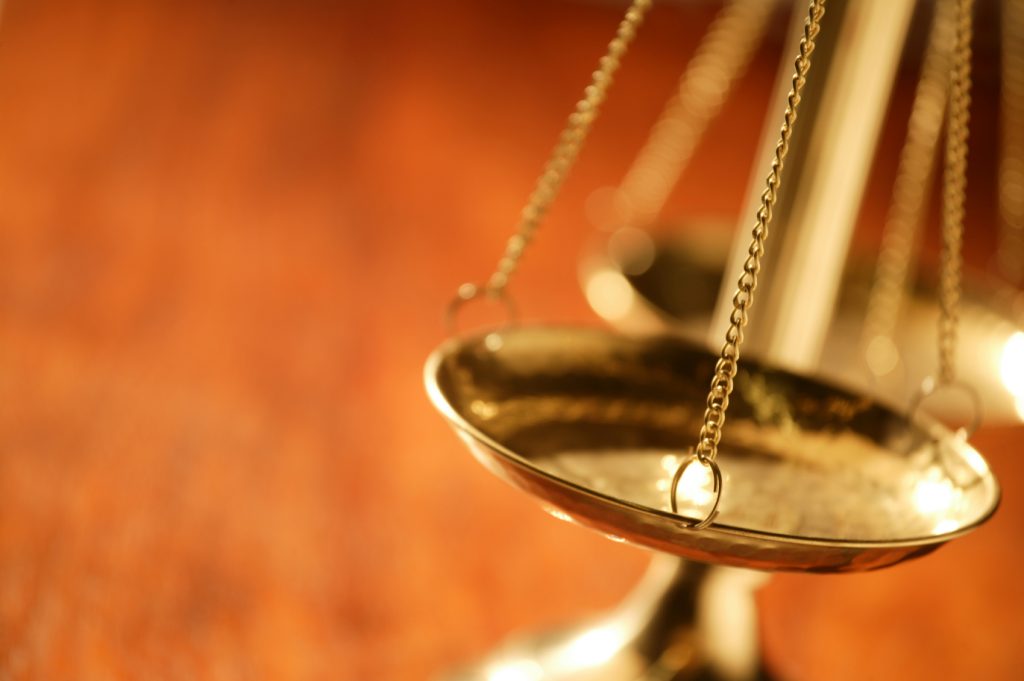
[425,326,999,573]
[581,228,1024,423]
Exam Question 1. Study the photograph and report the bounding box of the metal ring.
[907,376,983,439]
[444,283,517,336]
[669,450,722,531]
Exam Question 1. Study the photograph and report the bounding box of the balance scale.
[425,1,1011,678]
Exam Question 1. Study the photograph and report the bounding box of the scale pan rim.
[425,325,1001,571]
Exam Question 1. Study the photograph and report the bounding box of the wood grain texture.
[0,1,1019,679]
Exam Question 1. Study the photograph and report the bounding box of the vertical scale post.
[709,0,915,372]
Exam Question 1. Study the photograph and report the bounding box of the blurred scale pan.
[425,325,999,572]
[580,226,1024,424]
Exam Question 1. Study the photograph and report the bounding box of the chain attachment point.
[908,375,982,439]
[445,283,517,337]
[669,449,723,530]
[667,0,827,524]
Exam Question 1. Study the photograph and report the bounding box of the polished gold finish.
[714,0,915,371]
[426,326,1000,573]
[441,556,775,681]
[429,2,1004,679]
[478,0,651,299]
[668,450,721,528]
[672,0,826,523]
[581,230,1024,423]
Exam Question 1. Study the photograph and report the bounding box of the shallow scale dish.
[425,326,1000,572]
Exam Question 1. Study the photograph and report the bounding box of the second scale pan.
[425,325,1000,573]
[581,226,1024,423]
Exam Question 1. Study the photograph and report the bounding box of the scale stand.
[445,555,772,681]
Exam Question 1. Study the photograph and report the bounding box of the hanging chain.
[615,0,774,228]
[861,0,954,377]
[670,0,826,524]
[938,0,975,386]
[998,0,1024,283]
[481,0,653,298]
[692,0,824,463]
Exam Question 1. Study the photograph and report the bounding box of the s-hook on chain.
[447,0,653,331]
[669,0,827,528]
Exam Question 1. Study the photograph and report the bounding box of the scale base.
[442,555,778,681]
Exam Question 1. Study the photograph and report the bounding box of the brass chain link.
[694,0,824,463]
[615,0,774,228]
[481,0,653,298]
[862,0,954,376]
[938,0,975,386]
[670,0,827,525]
[998,0,1024,283]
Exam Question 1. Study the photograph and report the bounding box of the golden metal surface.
[680,0,825,513]
[425,325,1000,573]
[440,556,775,681]
[582,229,1024,424]
[712,0,915,370]
[937,0,975,386]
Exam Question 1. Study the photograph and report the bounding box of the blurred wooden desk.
[0,1,1020,679]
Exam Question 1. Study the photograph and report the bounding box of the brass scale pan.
[425,0,1002,574]
[425,324,1000,573]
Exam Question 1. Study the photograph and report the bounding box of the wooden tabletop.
[0,1,1021,679]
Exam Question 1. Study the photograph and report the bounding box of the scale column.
[709,0,916,372]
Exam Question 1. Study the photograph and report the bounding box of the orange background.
[0,1,1020,679]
